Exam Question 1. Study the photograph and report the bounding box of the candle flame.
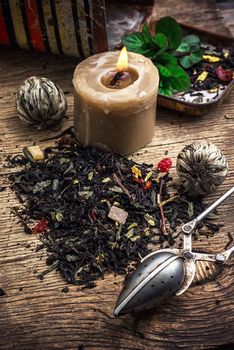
[117,47,128,71]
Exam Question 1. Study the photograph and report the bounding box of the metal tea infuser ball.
[114,186,234,316]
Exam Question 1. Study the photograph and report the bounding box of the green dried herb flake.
[130,234,141,242]
[109,186,123,193]
[102,177,111,183]
[87,172,94,181]
[126,228,134,239]
[78,191,93,199]
[66,254,78,262]
[33,180,51,194]
[127,223,138,230]
[52,179,59,190]
[144,213,156,226]
[188,202,194,218]
[51,210,64,222]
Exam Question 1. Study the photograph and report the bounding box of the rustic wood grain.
[0,2,234,349]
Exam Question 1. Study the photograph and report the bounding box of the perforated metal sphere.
[176,142,228,196]
[16,76,67,129]
[114,252,184,316]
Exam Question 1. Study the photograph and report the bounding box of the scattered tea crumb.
[0,288,6,296]
[61,286,69,293]
[225,232,234,250]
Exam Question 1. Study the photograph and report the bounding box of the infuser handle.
[196,186,234,224]
[182,186,234,235]
[182,186,234,252]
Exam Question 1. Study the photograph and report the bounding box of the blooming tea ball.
[16,76,67,129]
[176,142,228,196]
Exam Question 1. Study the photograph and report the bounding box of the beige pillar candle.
[73,48,159,155]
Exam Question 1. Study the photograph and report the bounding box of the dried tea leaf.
[59,158,70,165]
[161,196,179,206]
[95,253,105,264]
[126,228,134,238]
[52,179,59,191]
[116,224,123,241]
[102,177,111,183]
[127,223,138,230]
[55,211,64,222]
[66,254,79,262]
[33,180,51,194]
[78,191,93,199]
[151,189,156,206]
[109,242,117,250]
[109,186,123,193]
[130,235,141,242]
[51,210,64,222]
[188,202,194,218]
[144,228,150,236]
[88,172,94,181]
[206,212,219,220]
[64,162,74,174]
[144,213,155,226]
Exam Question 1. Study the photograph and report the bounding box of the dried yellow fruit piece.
[202,55,220,63]
[131,165,141,178]
[26,145,44,161]
[208,88,218,93]
[196,71,208,82]
[224,51,229,58]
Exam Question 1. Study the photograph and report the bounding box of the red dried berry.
[32,218,48,234]
[215,66,233,82]
[157,157,172,172]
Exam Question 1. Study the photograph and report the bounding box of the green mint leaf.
[157,64,171,77]
[142,23,152,44]
[123,33,145,51]
[123,31,158,57]
[182,34,200,46]
[152,33,168,48]
[159,79,174,96]
[190,50,203,63]
[177,42,190,53]
[156,16,182,50]
[179,50,203,68]
[166,64,190,91]
[179,56,193,68]
[156,53,177,66]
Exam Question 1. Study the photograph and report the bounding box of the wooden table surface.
[0,1,234,349]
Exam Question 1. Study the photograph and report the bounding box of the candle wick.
[109,71,124,86]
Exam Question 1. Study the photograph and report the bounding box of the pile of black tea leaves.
[7,133,221,287]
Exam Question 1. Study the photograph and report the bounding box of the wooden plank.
[152,0,232,36]
[0,2,234,349]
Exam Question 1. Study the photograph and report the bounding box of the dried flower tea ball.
[16,76,67,129]
[176,142,228,196]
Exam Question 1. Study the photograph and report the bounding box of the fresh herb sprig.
[123,17,203,96]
